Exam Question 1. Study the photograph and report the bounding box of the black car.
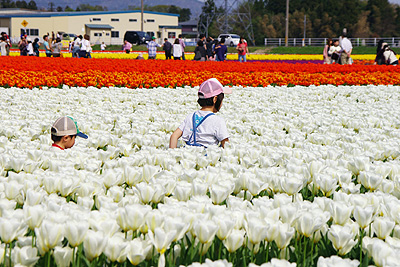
[123,31,151,45]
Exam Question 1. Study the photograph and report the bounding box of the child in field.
[169,78,231,148]
[101,42,107,51]
[329,39,341,64]
[51,116,88,150]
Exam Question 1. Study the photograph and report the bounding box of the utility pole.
[49,2,55,12]
[141,0,144,32]
[303,15,306,46]
[285,0,289,47]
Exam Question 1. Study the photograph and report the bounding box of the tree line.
[199,0,400,45]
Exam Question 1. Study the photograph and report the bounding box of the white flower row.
[1,85,400,266]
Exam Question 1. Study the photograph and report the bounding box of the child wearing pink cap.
[169,78,232,148]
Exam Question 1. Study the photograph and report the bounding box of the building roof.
[0,9,179,18]
[178,19,198,26]
[159,25,182,29]
[85,24,114,29]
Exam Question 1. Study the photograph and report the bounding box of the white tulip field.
[1,85,400,267]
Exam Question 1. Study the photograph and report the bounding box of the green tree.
[1,0,16,8]
[64,5,74,12]
[179,8,191,22]
[27,0,37,10]
[56,6,63,12]
[15,0,27,8]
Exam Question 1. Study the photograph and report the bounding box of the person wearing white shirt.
[382,45,398,65]
[329,39,342,64]
[173,38,182,60]
[340,35,353,65]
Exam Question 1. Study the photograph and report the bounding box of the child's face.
[64,135,76,149]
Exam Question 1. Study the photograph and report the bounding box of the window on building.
[146,32,154,38]
[146,19,155,23]
[129,19,137,22]
[21,28,39,36]
[92,18,101,21]
[111,31,119,38]
[94,33,103,37]
[168,32,176,38]
[111,18,119,22]
[106,33,110,36]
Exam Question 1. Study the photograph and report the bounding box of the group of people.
[121,34,249,62]
[68,34,93,58]
[323,34,353,64]
[52,78,230,151]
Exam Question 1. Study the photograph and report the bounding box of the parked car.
[217,34,240,47]
[124,31,152,45]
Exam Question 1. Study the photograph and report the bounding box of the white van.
[217,34,240,47]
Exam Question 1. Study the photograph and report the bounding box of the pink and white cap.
[198,78,232,99]
[52,116,88,139]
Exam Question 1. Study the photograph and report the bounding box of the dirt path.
[251,47,273,54]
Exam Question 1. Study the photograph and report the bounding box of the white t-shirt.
[0,41,6,56]
[27,43,34,55]
[101,44,106,51]
[179,110,229,147]
[341,38,352,53]
[80,39,90,51]
[173,44,182,58]
[383,50,398,64]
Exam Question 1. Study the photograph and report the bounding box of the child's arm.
[220,138,229,148]
[169,128,183,148]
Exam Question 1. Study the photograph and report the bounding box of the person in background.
[33,38,40,57]
[71,36,80,58]
[375,40,386,65]
[122,40,132,54]
[147,36,161,59]
[236,37,249,62]
[27,38,35,56]
[1,32,11,56]
[382,44,398,65]
[51,37,62,57]
[194,40,206,61]
[206,36,216,60]
[0,36,7,56]
[173,38,182,60]
[43,35,52,57]
[179,34,186,60]
[323,38,332,64]
[329,39,341,64]
[215,38,227,61]
[101,42,107,51]
[162,38,172,60]
[340,34,352,65]
[18,36,28,56]
[79,34,91,58]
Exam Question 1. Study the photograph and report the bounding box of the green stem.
[218,239,222,260]
[359,229,364,265]
[310,234,315,265]
[3,243,7,267]
[9,243,12,267]
[46,251,51,267]
[199,243,203,263]
[72,247,76,267]
[302,237,307,267]
[266,242,270,262]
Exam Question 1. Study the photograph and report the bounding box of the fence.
[264,37,400,47]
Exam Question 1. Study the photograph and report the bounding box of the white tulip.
[193,220,218,244]
[136,182,155,204]
[24,205,45,230]
[0,218,27,244]
[372,216,395,239]
[53,246,73,267]
[223,229,245,253]
[103,235,128,263]
[210,184,232,204]
[295,211,325,238]
[35,221,64,255]
[359,171,383,191]
[126,238,152,266]
[213,216,236,241]
[11,246,39,267]
[83,230,108,261]
[64,220,89,247]
[353,206,374,229]
[245,217,268,244]
[317,255,359,267]
[330,202,353,226]
[327,224,357,256]
[148,227,176,254]
[273,222,295,250]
